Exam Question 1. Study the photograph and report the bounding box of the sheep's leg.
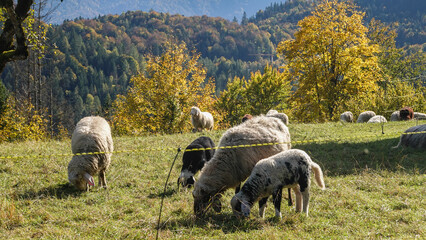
[287,188,293,206]
[235,184,241,194]
[258,197,268,218]
[272,187,283,218]
[293,186,302,212]
[99,170,107,188]
[301,189,310,217]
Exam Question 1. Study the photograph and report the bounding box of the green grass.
[0,120,425,239]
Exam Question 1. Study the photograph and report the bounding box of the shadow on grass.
[148,188,177,199]
[17,183,83,200]
[295,137,425,176]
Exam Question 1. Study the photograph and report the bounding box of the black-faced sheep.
[68,116,113,191]
[193,115,291,217]
[190,107,214,132]
[367,115,387,123]
[393,124,426,149]
[230,149,325,218]
[399,107,414,120]
[356,111,376,123]
[340,111,354,123]
[178,136,215,188]
[241,114,253,123]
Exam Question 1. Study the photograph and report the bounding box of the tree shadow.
[17,182,83,200]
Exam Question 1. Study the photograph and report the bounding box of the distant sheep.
[399,107,414,120]
[356,111,376,123]
[193,115,291,217]
[241,114,253,123]
[190,107,214,132]
[266,109,279,115]
[340,111,354,123]
[231,149,325,218]
[414,112,426,120]
[367,115,387,123]
[178,136,215,188]
[390,111,401,121]
[68,116,113,191]
[393,124,426,149]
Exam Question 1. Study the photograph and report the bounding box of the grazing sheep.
[367,115,387,123]
[190,107,214,132]
[231,149,325,218]
[414,112,426,120]
[390,111,401,121]
[393,124,426,149]
[340,111,354,123]
[356,111,376,123]
[178,136,215,188]
[399,107,414,120]
[241,114,253,123]
[68,116,113,191]
[267,113,289,125]
[193,115,291,217]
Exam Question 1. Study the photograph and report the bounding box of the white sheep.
[340,111,354,123]
[414,112,426,120]
[192,115,291,216]
[266,109,279,115]
[266,110,289,125]
[356,111,376,123]
[367,115,387,123]
[231,149,325,218]
[190,106,214,132]
[392,124,426,149]
[68,116,113,191]
[390,111,401,121]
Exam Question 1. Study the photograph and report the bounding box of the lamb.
[178,136,215,188]
[356,111,376,123]
[392,124,426,149]
[266,110,289,125]
[241,114,253,123]
[340,111,354,123]
[193,115,291,217]
[367,115,387,123]
[390,111,401,121]
[190,107,214,132]
[68,116,114,191]
[231,149,325,218]
[399,107,414,120]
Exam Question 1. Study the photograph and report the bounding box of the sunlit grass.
[0,120,424,238]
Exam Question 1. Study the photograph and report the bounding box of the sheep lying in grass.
[231,149,325,219]
[356,111,376,123]
[340,111,354,123]
[390,111,401,121]
[414,112,426,120]
[68,116,113,191]
[178,136,215,188]
[193,115,291,217]
[367,115,387,123]
[393,124,426,149]
[190,107,214,132]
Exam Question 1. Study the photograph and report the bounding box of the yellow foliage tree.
[277,0,381,122]
[112,42,217,134]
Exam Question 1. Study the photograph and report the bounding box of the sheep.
[177,136,215,188]
[68,116,113,191]
[190,107,214,132]
[266,110,289,125]
[392,124,426,149]
[356,111,376,123]
[367,115,387,123]
[193,115,291,217]
[231,149,325,218]
[266,109,279,115]
[340,111,354,123]
[414,112,426,120]
[399,107,414,120]
[390,111,401,121]
[241,114,253,123]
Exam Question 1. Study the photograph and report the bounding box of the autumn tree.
[112,42,217,135]
[215,65,290,126]
[277,0,381,122]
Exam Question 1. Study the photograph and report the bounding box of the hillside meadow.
[0,120,425,239]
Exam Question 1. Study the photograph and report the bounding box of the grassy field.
[0,120,425,239]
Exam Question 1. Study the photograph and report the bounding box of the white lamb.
[367,115,387,123]
[340,111,354,123]
[68,116,114,191]
[356,111,376,123]
[231,149,325,218]
[190,106,214,132]
[193,115,291,217]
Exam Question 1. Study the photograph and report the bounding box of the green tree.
[277,0,381,122]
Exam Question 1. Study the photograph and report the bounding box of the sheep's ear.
[84,172,95,186]
[241,201,251,218]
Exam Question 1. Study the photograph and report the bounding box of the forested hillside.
[1,0,425,135]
